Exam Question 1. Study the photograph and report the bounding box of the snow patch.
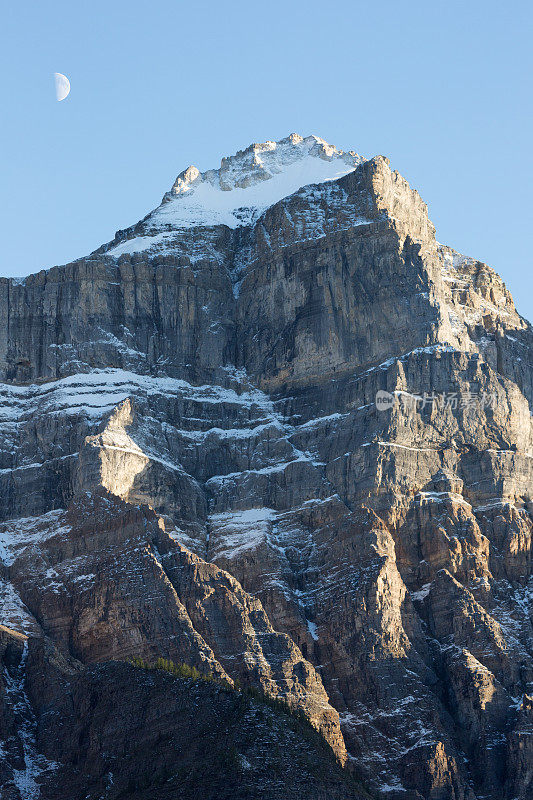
[410,583,432,602]
[0,581,40,634]
[2,642,57,795]
[107,232,175,256]
[209,508,277,560]
[306,620,319,641]
[0,510,68,567]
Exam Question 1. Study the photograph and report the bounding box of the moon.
[54,72,70,102]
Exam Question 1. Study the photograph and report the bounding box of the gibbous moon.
[54,72,70,102]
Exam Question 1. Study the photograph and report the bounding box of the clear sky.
[2,0,532,321]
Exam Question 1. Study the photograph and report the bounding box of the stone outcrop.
[0,134,531,799]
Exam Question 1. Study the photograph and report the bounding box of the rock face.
[0,628,362,800]
[0,133,532,799]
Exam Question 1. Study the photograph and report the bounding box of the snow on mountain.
[106,134,363,256]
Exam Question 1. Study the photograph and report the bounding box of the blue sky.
[2,0,532,320]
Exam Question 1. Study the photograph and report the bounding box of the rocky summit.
[0,133,531,800]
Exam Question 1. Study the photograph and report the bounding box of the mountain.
[0,133,532,800]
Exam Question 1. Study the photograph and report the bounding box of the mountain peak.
[166,133,362,200]
[104,134,365,256]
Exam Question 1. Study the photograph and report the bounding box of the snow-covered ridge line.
[105,134,364,254]
[0,343,460,424]
[108,216,376,260]
[0,369,278,421]
[166,133,362,203]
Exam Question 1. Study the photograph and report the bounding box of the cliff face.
[0,134,532,799]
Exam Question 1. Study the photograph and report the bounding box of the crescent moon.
[54,72,70,102]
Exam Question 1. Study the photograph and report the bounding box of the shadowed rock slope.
[0,134,531,799]
[0,627,366,800]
